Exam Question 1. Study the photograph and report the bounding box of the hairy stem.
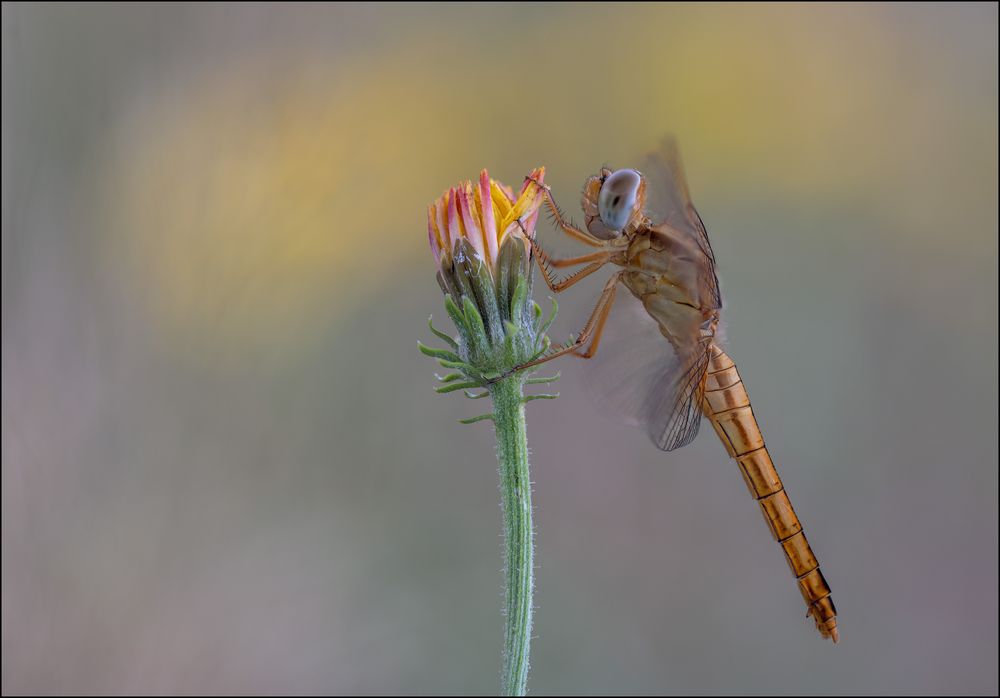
[491,375,533,697]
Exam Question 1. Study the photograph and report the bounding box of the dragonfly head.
[593,168,645,238]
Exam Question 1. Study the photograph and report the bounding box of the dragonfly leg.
[574,280,617,359]
[528,236,614,293]
[548,250,616,269]
[523,173,608,248]
[503,272,622,376]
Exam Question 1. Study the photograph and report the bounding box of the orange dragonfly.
[512,138,839,642]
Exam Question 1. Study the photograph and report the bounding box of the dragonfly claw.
[523,174,550,193]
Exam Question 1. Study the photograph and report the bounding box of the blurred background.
[2,3,997,694]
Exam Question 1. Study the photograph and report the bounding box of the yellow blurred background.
[3,3,996,694]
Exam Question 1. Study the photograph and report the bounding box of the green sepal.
[450,245,479,310]
[509,275,527,325]
[452,240,501,344]
[531,300,542,327]
[525,372,560,385]
[435,380,483,394]
[435,270,450,296]
[418,341,461,362]
[428,316,458,349]
[435,372,465,383]
[537,297,558,339]
[523,393,559,403]
[458,413,494,425]
[528,335,552,362]
[425,244,558,413]
[437,257,463,301]
[462,296,489,357]
[502,320,521,359]
[443,295,468,336]
[437,358,472,370]
[495,236,517,323]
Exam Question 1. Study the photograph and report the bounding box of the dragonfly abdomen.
[702,345,840,643]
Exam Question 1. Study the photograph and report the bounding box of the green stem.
[490,375,533,697]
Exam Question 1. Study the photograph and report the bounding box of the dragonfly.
[511,138,839,642]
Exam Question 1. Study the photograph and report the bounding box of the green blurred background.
[2,3,997,694]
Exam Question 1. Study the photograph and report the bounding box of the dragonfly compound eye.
[598,168,641,232]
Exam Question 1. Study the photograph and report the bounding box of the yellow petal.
[490,180,512,221]
[500,166,545,240]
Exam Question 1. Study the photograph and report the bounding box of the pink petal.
[519,167,546,240]
[478,170,498,263]
[457,183,485,261]
[521,208,541,241]
[519,166,545,194]
[446,188,462,255]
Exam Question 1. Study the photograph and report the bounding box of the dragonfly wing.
[581,288,711,451]
[641,137,722,310]
[577,137,720,451]
[644,338,711,451]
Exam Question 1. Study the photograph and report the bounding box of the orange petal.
[427,204,441,262]
[434,194,449,253]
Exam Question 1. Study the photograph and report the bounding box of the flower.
[427,167,546,271]
[420,166,556,385]
[420,168,556,697]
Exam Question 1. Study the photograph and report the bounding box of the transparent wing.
[646,337,711,451]
[581,287,711,452]
[640,137,722,310]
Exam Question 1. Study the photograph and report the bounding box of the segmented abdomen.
[702,345,839,642]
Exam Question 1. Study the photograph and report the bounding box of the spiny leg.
[509,272,622,375]
[548,250,616,269]
[523,173,608,248]
[513,217,617,293]
[575,280,617,359]
[529,236,615,293]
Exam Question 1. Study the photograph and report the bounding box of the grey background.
[3,3,997,694]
